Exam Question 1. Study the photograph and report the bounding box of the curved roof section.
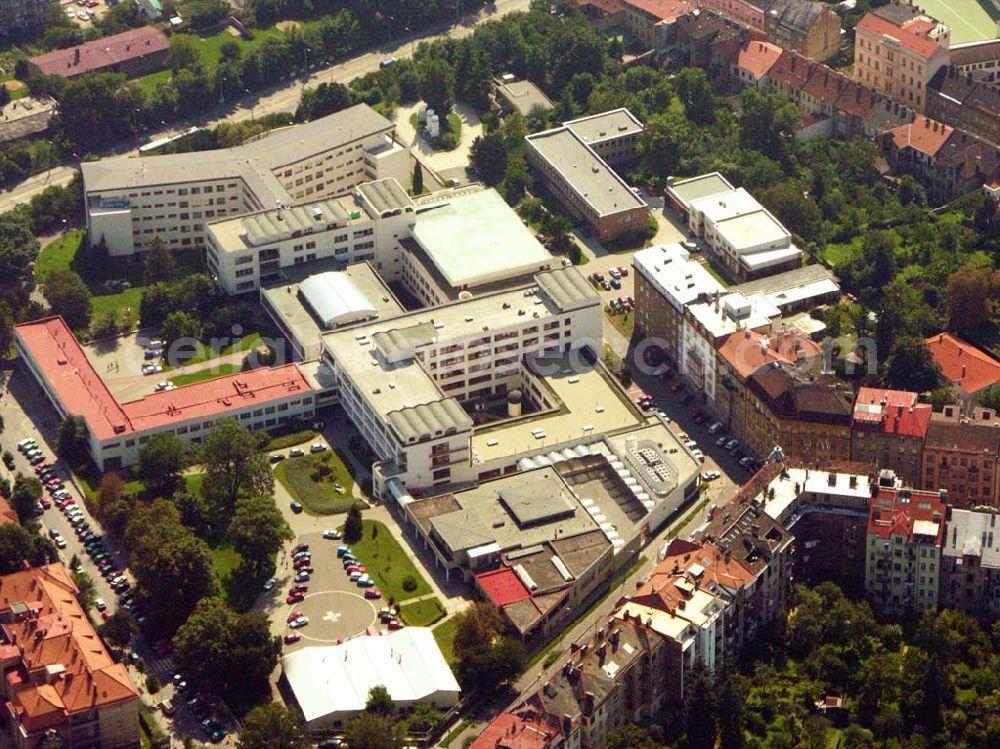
[244,199,352,247]
[299,272,377,328]
[387,398,473,442]
[534,266,601,312]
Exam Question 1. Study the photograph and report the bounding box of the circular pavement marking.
[285,589,377,644]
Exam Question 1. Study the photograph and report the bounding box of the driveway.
[394,100,483,176]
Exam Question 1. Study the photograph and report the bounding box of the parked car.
[365,588,382,599]
[287,610,303,623]
[286,592,304,604]
[269,453,286,464]
[284,632,302,644]
[310,443,327,453]
[337,545,352,558]
[701,470,721,481]
[290,501,303,513]
[289,448,304,458]
[716,436,728,446]
[323,529,342,540]
[725,439,739,452]
[289,616,309,629]
[708,422,724,434]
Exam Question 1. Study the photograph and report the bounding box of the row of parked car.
[590,267,629,291]
[160,673,228,743]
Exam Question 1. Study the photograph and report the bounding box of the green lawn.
[347,519,432,603]
[273,450,362,515]
[169,364,242,387]
[163,332,263,371]
[36,230,205,332]
[122,472,204,500]
[821,237,861,268]
[210,542,241,580]
[266,429,318,451]
[137,69,172,96]
[399,597,446,627]
[433,616,459,665]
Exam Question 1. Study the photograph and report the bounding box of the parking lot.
[259,530,383,653]
[0,370,130,620]
[60,0,110,27]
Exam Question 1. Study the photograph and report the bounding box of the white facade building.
[82,104,411,256]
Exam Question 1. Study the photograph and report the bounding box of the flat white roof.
[740,246,803,271]
[281,628,460,723]
[690,187,762,225]
[666,172,735,212]
[632,244,725,310]
[411,189,553,287]
[686,291,780,340]
[715,210,791,253]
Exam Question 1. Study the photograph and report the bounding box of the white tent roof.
[300,271,377,328]
[280,628,460,724]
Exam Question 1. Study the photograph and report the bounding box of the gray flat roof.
[526,128,646,217]
[534,266,602,312]
[666,172,735,212]
[731,263,835,296]
[495,78,555,116]
[82,104,393,195]
[411,189,553,287]
[564,108,644,146]
[426,468,601,553]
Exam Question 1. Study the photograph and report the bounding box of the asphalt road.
[0,0,532,215]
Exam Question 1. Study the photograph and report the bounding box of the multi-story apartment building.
[632,243,723,365]
[927,65,1000,147]
[865,483,947,614]
[939,506,1000,617]
[321,266,604,495]
[14,317,316,470]
[852,387,932,487]
[0,564,140,749]
[521,617,671,748]
[762,0,841,62]
[81,104,410,256]
[525,110,649,243]
[619,0,696,50]
[743,361,852,466]
[0,0,57,37]
[853,5,950,112]
[921,405,1000,508]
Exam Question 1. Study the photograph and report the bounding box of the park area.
[910,0,999,43]
[36,230,203,331]
[273,450,362,514]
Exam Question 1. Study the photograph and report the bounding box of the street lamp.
[245,89,255,122]
[218,76,227,105]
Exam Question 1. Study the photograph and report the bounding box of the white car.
[701,470,721,481]
[289,616,309,629]
[323,529,342,540]
[684,440,698,449]
[154,381,174,392]
[94,598,106,611]
[141,363,163,375]
[310,443,327,453]
[289,448,304,458]
[708,422,723,434]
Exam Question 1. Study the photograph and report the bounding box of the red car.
[286,610,303,623]
[292,584,308,594]
[153,640,174,658]
[45,479,62,488]
[284,632,301,644]
[364,588,382,600]
[346,564,366,575]
[617,266,629,277]
[286,592,304,604]
[33,463,52,474]
[39,497,51,509]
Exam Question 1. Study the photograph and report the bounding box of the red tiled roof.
[766,49,816,92]
[853,387,932,437]
[14,317,311,441]
[735,41,782,81]
[0,564,138,732]
[28,27,169,79]
[800,66,851,106]
[855,13,942,60]
[867,488,946,543]
[834,82,879,118]
[468,712,561,749]
[477,568,532,608]
[718,330,822,379]
[890,115,953,157]
[926,332,1000,395]
[623,0,695,23]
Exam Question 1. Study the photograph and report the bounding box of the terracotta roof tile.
[735,41,783,82]
[890,115,954,157]
[926,332,1000,394]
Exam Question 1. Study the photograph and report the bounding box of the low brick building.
[26,26,169,80]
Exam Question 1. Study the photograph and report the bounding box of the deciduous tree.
[237,704,309,749]
[229,494,293,578]
[0,522,55,573]
[343,504,363,544]
[200,418,274,516]
[344,711,404,749]
[10,474,41,521]
[143,236,177,285]
[40,269,92,331]
[136,432,185,497]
